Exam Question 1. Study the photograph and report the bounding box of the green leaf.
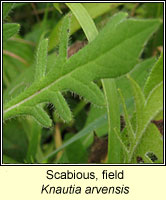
[3,23,20,44]
[24,106,53,127]
[3,52,58,104]
[35,38,48,81]
[144,53,163,97]
[4,105,52,128]
[48,3,122,51]
[99,12,127,163]
[102,79,121,163]
[53,3,62,14]
[3,3,14,20]
[144,82,163,127]
[82,57,156,150]
[66,3,98,42]
[57,14,70,64]
[118,89,135,143]
[116,57,156,100]
[48,91,72,123]
[131,123,163,163]
[60,78,105,106]
[126,74,163,163]
[3,13,161,127]
[127,75,145,138]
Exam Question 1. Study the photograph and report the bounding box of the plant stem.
[54,123,63,160]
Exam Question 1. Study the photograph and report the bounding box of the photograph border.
[1,0,165,166]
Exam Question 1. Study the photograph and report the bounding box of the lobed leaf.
[3,13,161,127]
[3,52,58,104]
[60,77,105,106]
[48,3,121,51]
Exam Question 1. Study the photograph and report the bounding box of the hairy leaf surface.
[144,53,163,97]
[3,13,161,127]
[48,3,121,50]
[122,76,163,163]
[132,123,163,163]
